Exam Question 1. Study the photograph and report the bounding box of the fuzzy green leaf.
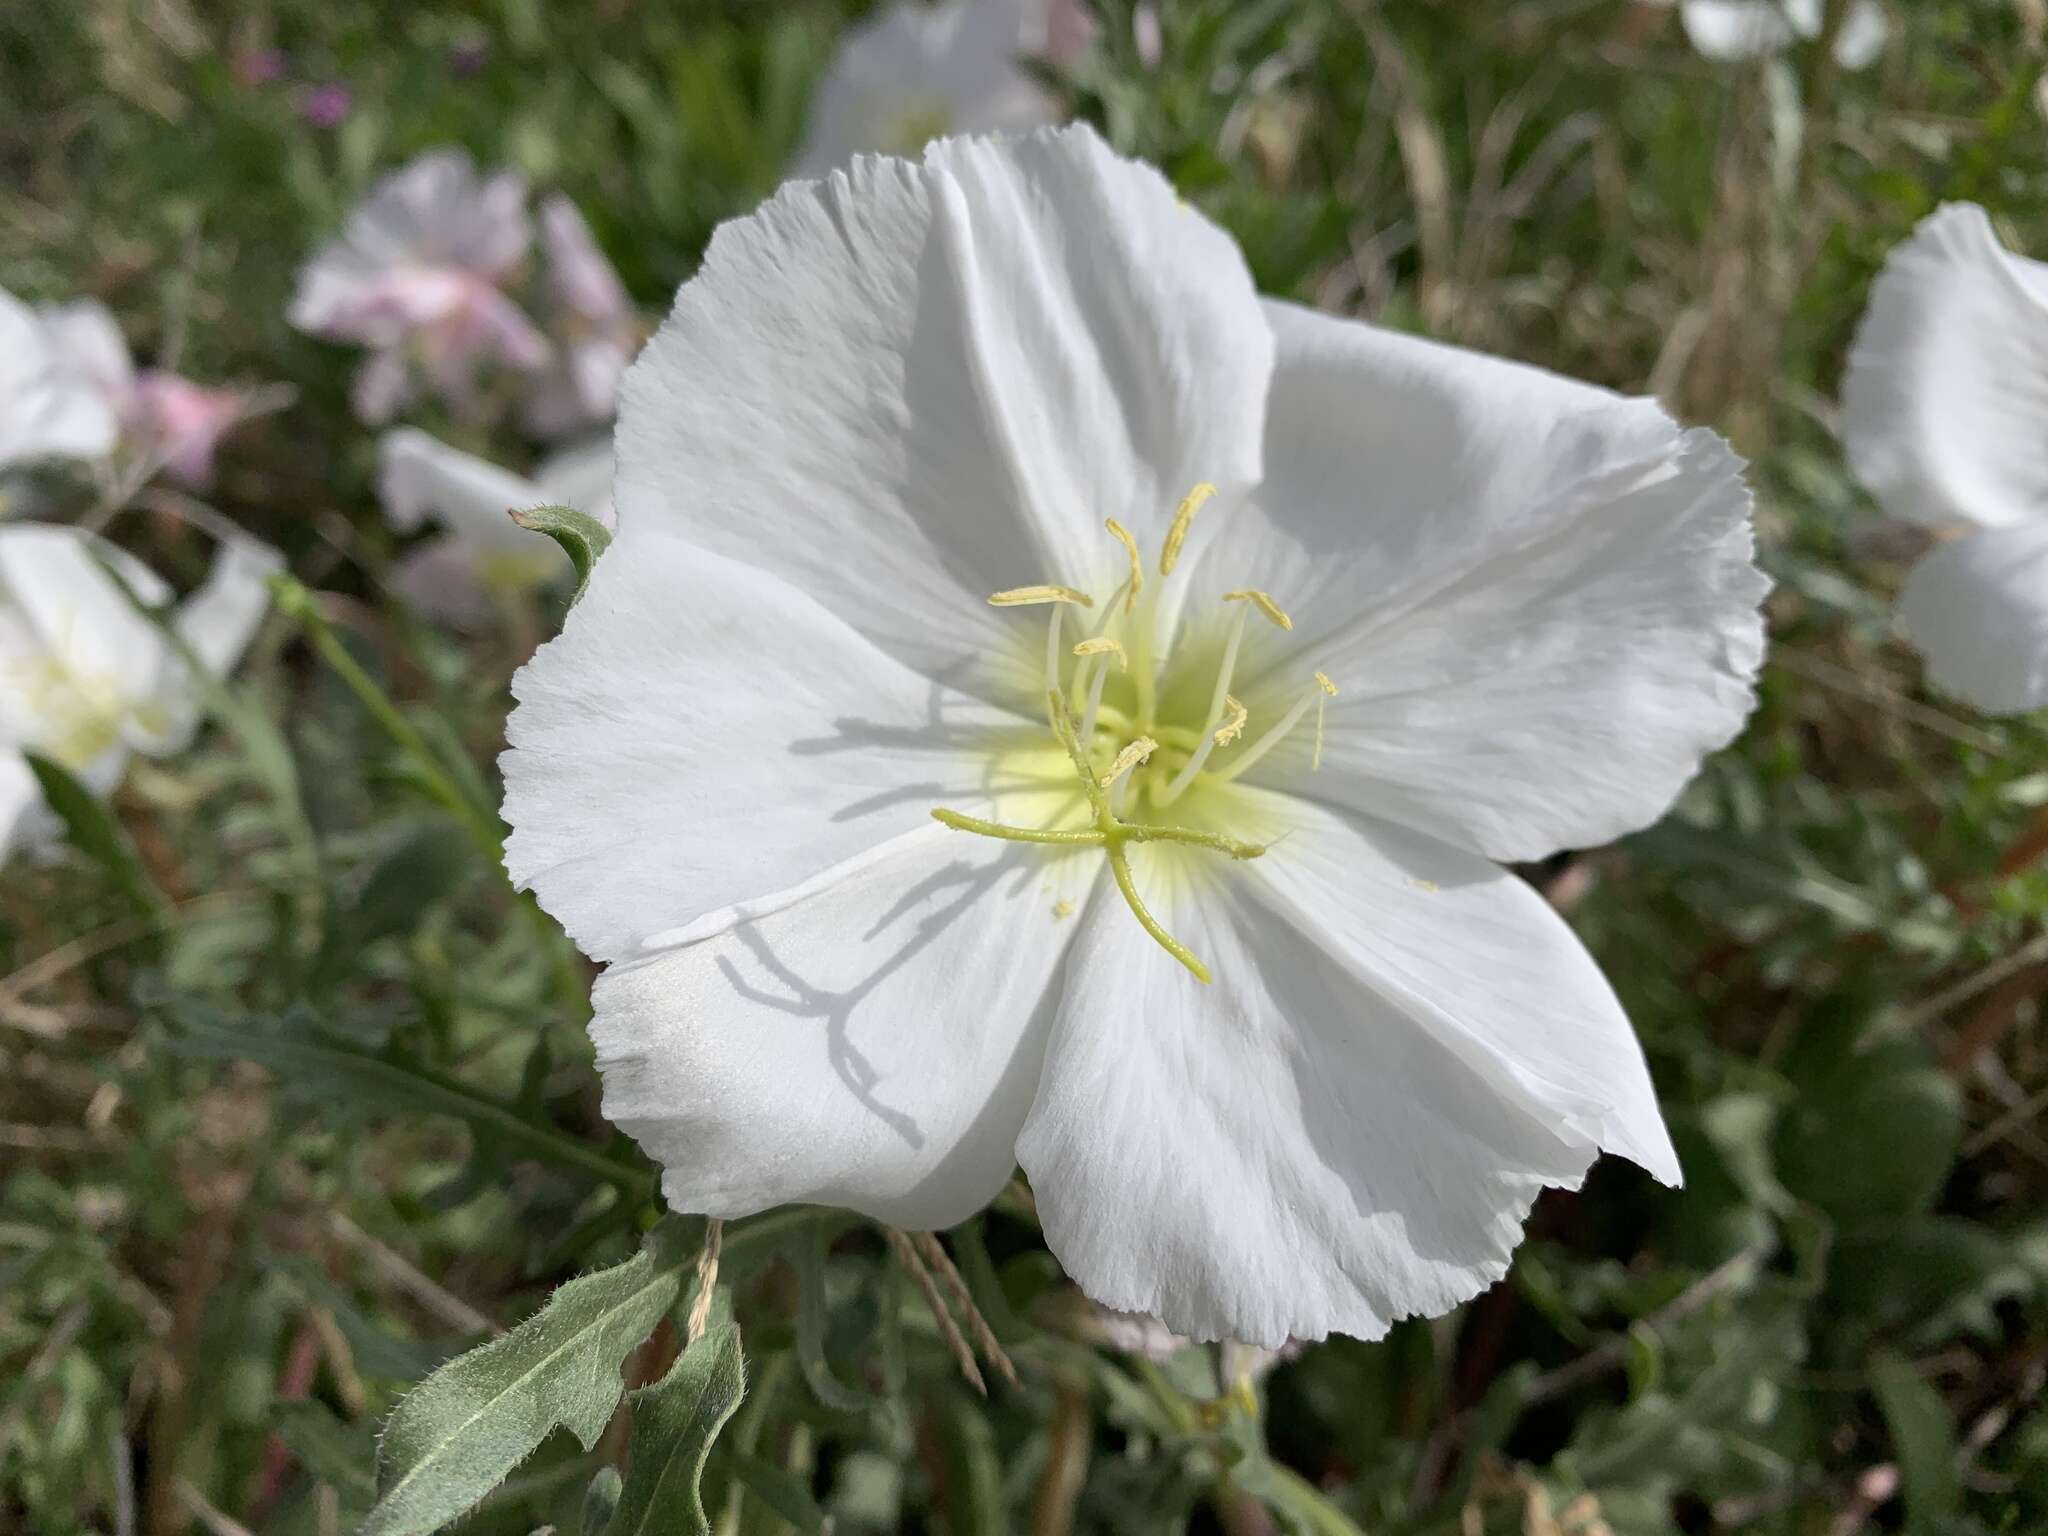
[360,1221,691,1536]
[24,751,167,920]
[509,504,612,604]
[604,1321,747,1536]
[1872,1352,1961,1536]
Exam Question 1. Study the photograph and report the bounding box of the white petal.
[618,123,1271,695]
[0,752,44,862]
[1843,204,2048,533]
[502,532,1047,963]
[0,525,171,715]
[1831,2,1889,69]
[1896,524,2048,715]
[36,299,136,408]
[0,289,119,468]
[792,0,1061,177]
[1677,0,1799,59]
[377,428,552,564]
[592,820,1084,1228]
[1018,789,1668,1347]
[1211,301,1765,864]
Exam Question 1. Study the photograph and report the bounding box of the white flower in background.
[522,196,642,439]
[0,288,119,470]
[502,127,1766,1346]
[21,297,254,490]
[0,524,282,859]
[1653,0,1888,68]
[378,428,614,624]
[290,148,551,424]
[1842,204,2048,715]
[792,0,1095,177]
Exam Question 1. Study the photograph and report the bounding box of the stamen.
[1104,519,1143,613]
[1315,671,1339,696]
[1313,673,1337,772]
[990,585,1093,607]
[1156,604,1248,806]
[1072,636,1126,669]
[1213,695,1248,747]
[1223,589,1294,631]
[1159,482,1217,577]
[1099,736,1156,789]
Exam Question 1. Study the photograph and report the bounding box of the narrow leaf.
[579,1467,622,1536]
[606,1321,747,1536]
[1871,1352,1961,1536]
[730,1451,826,1535]
[24,752,167,920]
[791,1221,870,1415]
[360,1222,691,1536]
[509,504,612,604]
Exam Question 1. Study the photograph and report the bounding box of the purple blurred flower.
[449,40,490,78]
[300,83,353,129]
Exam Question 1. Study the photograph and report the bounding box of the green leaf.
[509,504,613,604]
[790,1221,871,1417]
[359,1221,691,1536]
[23,752,167,921]
[1871,1352,1961,1536]
[579,1467,622,1536]
[730,1450,827,1535]
[310,818,475,991]
[605,1321,747,1536]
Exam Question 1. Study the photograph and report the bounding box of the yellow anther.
[1053,898,1075,919]
[1159,482,1217,577]
[1213,695,1249,748]
[989,585,1094,607]
[1072,636,1126,669]
[1315,670,1338,696]
[1104,518,1143,613]
[1099,736,1157,789]
[1223,589,1294,631]
[1313,694,1329,772]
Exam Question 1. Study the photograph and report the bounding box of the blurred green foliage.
[3,1,2046,1533]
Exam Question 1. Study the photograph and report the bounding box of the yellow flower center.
[932,484,1339,983]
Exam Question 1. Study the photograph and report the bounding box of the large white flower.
[1652,0,1888,68]
[792,0,1094,178]
[0,524,282,859]
[290,148,551,424]
[1842,204,2048,715]
[502,127,1767,1346]
[378,428,614,623]
[0,288,120,470]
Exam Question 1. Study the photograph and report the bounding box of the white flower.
[289,149,551,424]
[0,524,282,859]
[1842,204,2048,714]
[378,428,614,624]
[0,288,120,470]
[792,0,1093,178]
[1653,0,1888,68]
[16,296,253,490]
[502,127,1767,1346]
[521,196,642,439]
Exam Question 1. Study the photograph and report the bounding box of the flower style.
[0,524,282,859]
[1842,204,2048,715]
[521,197,642,439]
[19,296,252,490]
[378,428,614,624]
[1651,0,1888,68]
[792,0,1094,178]
[289,148,551,424]
[0,287,120,470]
[502,127,1766,1345]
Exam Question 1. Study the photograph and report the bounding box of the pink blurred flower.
[233,48,288,87]
[522,196,641,438]
[1,294,254,488]
[300,83,353,128]
[289,148,552,424]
